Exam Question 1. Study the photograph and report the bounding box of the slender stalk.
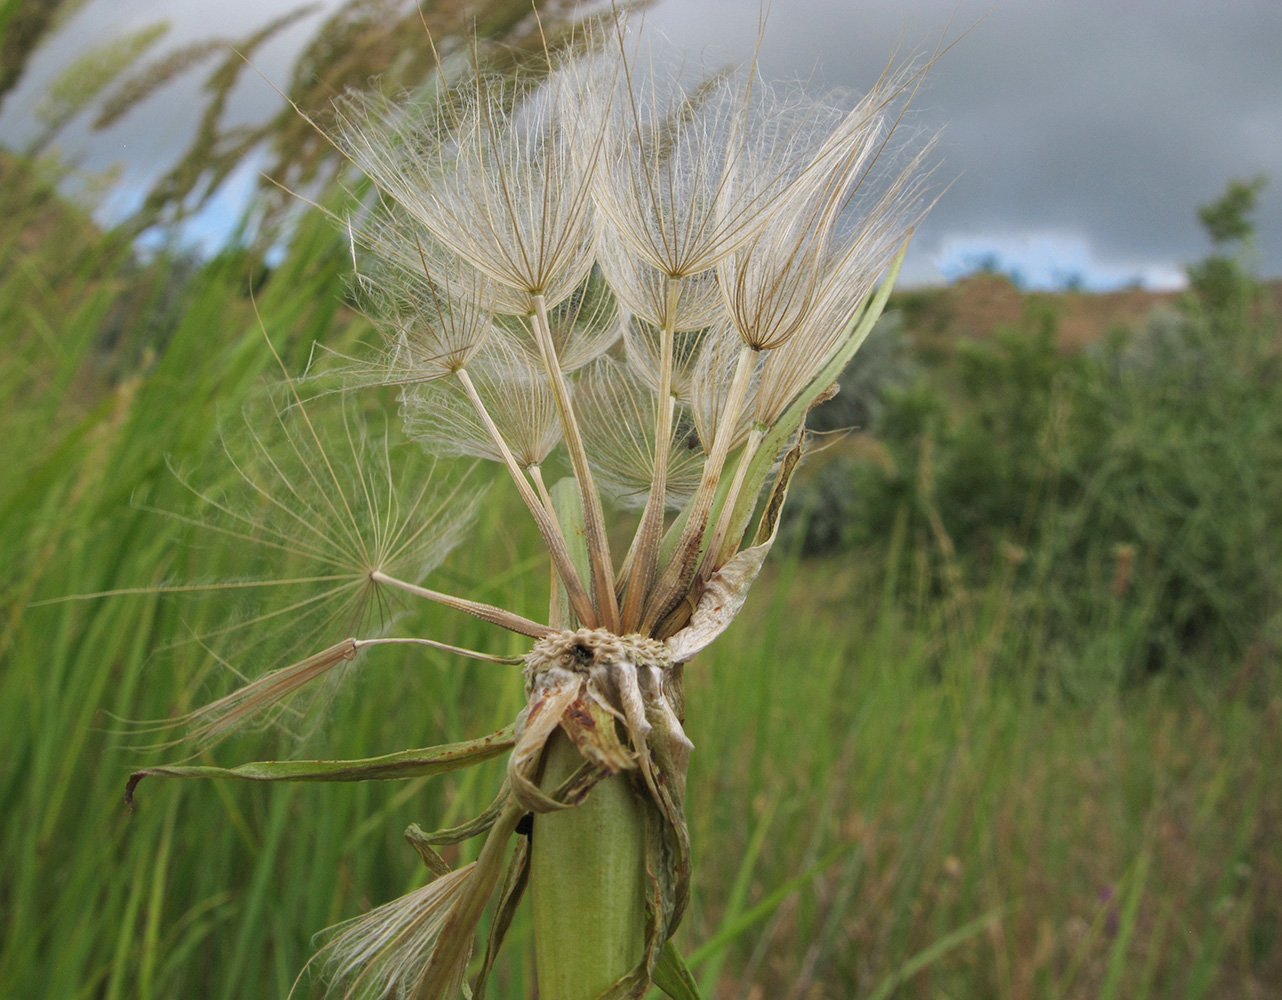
[528,463,566,627]
[351,636,523,664]
[621,275,683,631]
[530,731,647,1000]
[530,293,621,630]
[453,367,597,628]
[613,506,643,601]
[698,423,764,578]
[642,342,758,632]
[716,245,909,568]
[527,464,556,519]
[370,570,554,638]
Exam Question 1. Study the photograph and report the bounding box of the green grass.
[2,169,1279,999]
[682,554,1279,998]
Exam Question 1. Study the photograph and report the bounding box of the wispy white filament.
[315,863,477,999]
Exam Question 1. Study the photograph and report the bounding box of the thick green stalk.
[530,732,647,999]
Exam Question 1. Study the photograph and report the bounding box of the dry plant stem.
[643,342,758,632]
[621,275,683,631]
[416,801,525,1000]
[454,366,597,628]
[700,424,764,577]
[613,394,677,604]
[352,636,522,664]
[369,570,554,639]
[527,464,556,519]
[531,293,620,631]
[530,731,647,1000]
[526,464,565,628]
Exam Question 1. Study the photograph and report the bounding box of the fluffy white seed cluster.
[331,15,934,643]
[150,15,937,1000]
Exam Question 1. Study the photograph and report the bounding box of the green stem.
[531,732,647,999]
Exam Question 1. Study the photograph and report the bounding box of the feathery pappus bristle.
[311,863,478,1000]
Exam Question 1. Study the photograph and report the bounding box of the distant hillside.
[894,271,1282,351]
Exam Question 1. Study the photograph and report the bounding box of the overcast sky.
[3,0,1279,289]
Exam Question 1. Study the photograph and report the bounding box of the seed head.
[141,10,944,998]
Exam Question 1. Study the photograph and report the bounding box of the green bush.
[790,183,1281,693]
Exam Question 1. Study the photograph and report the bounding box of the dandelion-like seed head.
[152,389,483,752]
[334,26,607,315]
[141,10,942,998]
[402,332,562,470]
[353,231,499,385]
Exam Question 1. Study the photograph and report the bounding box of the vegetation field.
[1,155,1279,999]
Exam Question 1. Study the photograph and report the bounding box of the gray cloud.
[4,0,1278,286]
[645,0,1282,286]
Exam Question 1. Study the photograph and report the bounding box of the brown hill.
[896,272,1282,352]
